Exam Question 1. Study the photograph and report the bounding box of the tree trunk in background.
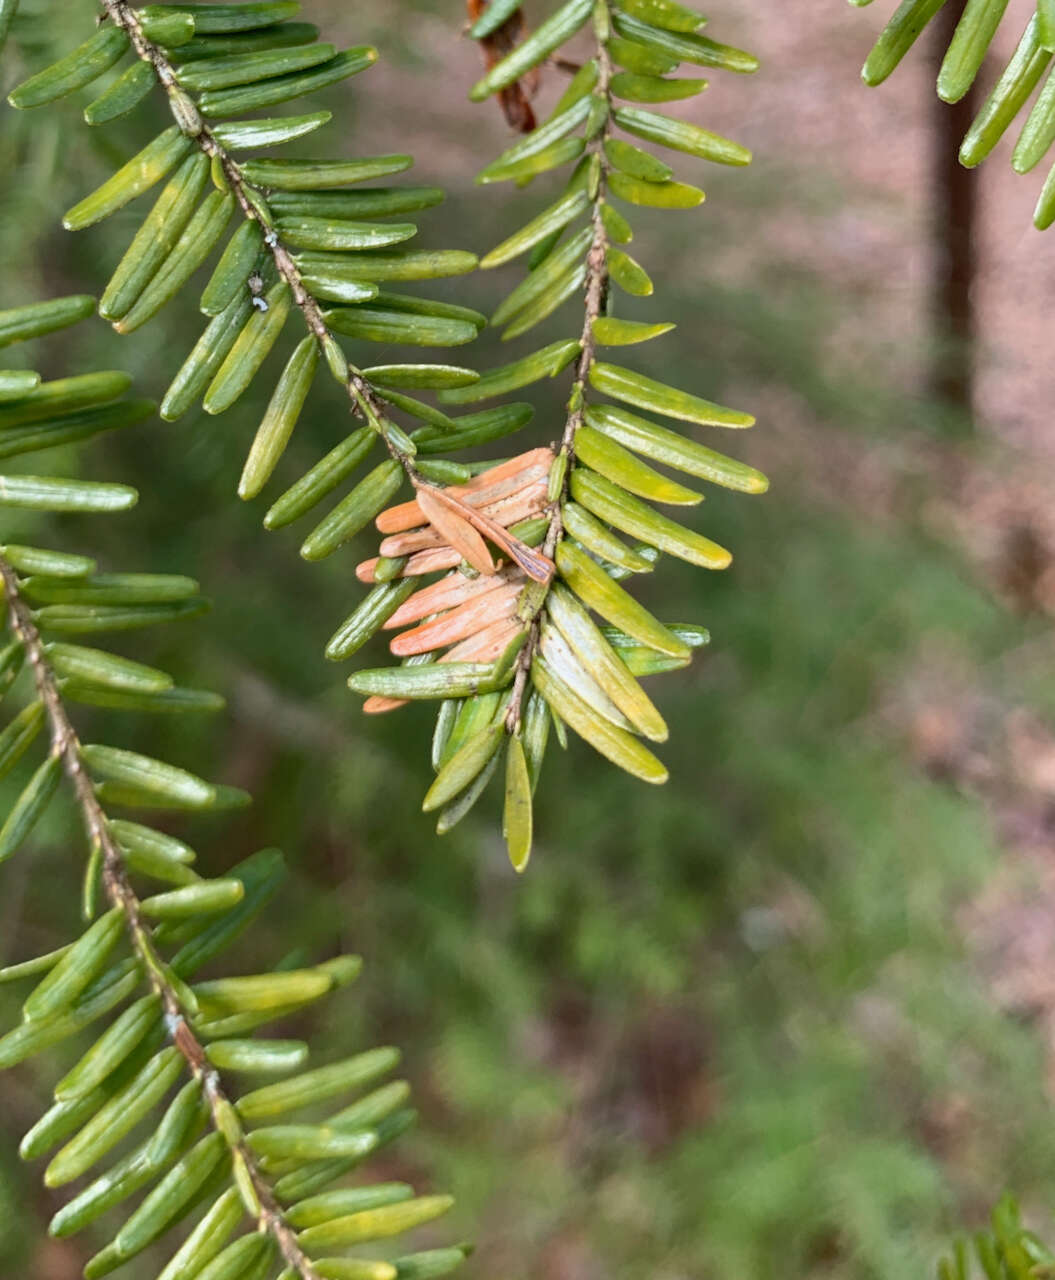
[929,0,979,431]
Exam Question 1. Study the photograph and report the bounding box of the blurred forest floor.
[4,2,1055,1278]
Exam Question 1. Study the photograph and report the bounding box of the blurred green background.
[4,2,1055,1277]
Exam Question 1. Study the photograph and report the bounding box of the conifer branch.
[0,549,323,1280]
[98,0,421,484]
[4,1,763,856]
[0,295,463,1280]
[441,0,766,858]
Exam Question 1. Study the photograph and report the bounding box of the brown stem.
[928,0,977,429]
[0,553,320,1280]
[505,15,613,732]
[98,0,417,481]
